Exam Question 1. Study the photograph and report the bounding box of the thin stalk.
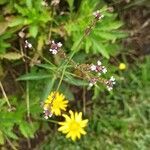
[0,81,11,109]
[26,80,30,118]
[37,117,58,124]
[55,34,85,91]
[83,87,86,115]
[5,136,18,150]
[23,41,30,119]
[48,7,54,40]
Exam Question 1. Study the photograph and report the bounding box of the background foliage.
[0,0,149,149]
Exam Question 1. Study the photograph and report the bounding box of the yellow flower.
[43,92,68,118]
[58,110,88,141]
[119,63,126,70]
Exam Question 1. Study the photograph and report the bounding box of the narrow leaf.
[17,73,51,81]
[0,52,22,60]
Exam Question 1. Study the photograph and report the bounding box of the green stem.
[26,80,30,118]
[55,35,85,91]
[37,117,58,124]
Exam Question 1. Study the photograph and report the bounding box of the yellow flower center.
[70,121,80,131]
[52,100,60,109]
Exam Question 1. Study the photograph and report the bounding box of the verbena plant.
[0,0,127,148]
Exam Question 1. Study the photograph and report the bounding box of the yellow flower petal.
[75,112,82,122]
[80,119,88,127]
[62,114,71,121]
[69,110,74,120]
[58,110,88,141]
[43,91,68,117]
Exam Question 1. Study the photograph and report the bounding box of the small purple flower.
[49,40,62,55]
[90,64,97,71]
[106,76,116,91]
[107,86,113,91]
[43,107,53,119]
[102,66,107,74]
[89,78,98,87]
[93,10,104,20]
[90,60,107,75]
[25,40,32,49]
[97,60,102,66]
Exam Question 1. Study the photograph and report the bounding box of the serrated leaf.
[4,129,18,140]
[8,17,25,27]
[97,32,117,41]
[0,52,22,60]
[19,122,39,138]
[29,25,38,38]
[14,4,27,15]
[92,40,109,58]
[98,21,123,31]
[71,35,83,51]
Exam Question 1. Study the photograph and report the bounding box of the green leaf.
[0,0,8,4]
[37,35,45,52]
[71,35,83,51]
[0,52,22,60]
[85,38,92,53]
[97,21,123,31]
[64,73,88,86]
[66,0,74,11]
[14,4,27,15]
[8,17,25,27]
[97,32,117,41]
[0,130,4,145]
[17,72,51,81]
[29,25,38,37]
[0,21,9,35]
[41,76,56,100]
[26,0,32,9]
[19,122,39,138]
[4,129,18,140]
[92,40,109,58]
[36,64,56,71]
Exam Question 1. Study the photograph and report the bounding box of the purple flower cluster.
[90,60,107,76]
[43,107,53,119]
[106,76,116,91]
[49,40,62,55]
[88,60,116,91]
